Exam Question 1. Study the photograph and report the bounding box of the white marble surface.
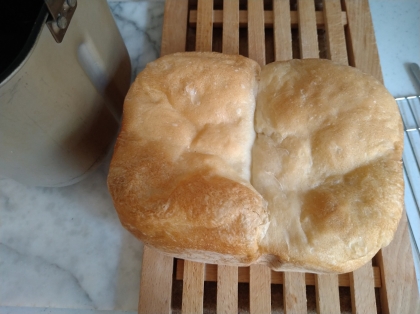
[1,1,419,313]
[0,159,144,311]
[0,1,165,313]
[109,1,164,80]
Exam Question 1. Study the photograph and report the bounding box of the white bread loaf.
[107,52,403,273]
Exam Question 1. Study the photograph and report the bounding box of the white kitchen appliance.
[0,0,131,186]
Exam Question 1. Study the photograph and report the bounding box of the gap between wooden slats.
[182,261,205,314]
[196,0,213,51]
[176,260,383,287]
[189,10,348,28]
[297,0,318,58]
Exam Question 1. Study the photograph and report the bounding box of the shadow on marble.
[0,1,166,311]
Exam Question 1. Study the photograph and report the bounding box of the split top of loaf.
[108,52,403,273]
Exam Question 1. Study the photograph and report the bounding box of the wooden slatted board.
[138,0,420,313]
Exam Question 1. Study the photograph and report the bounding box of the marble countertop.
[1,1,419,313]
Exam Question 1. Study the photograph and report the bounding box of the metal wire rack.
[396,91,420,289]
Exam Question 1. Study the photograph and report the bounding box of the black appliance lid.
[0,0,48,85]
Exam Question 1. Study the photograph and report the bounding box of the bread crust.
[251,59,404,272]
[108,52,269,265]
[108,53,403,273]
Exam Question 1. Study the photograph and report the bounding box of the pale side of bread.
[253,59,403,272]
[108,53,404,273]
[108,52,269,265]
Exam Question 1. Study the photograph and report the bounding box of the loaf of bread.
[107,52,403,273]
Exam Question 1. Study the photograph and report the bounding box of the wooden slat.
[249,264,271,314]
[247,0,266,66]
[297,0,318,58]
[222,0,239,54]
[190,10,348,28]
[196,0,213,51]
[247,4,269,310]
[176,260,383,287]
[182,261,205,314]
[284,272,307,314]
[323,0,348,65]
[139,3,188,310]
[315,274,340,314]
[349,262,377,314]
[217,265,238,314]
[160,0,188,56]
[273,0,292,61]
[345,1,418,312]
[343,0,382,81]
[377,211,420,314]
[325,3,378,312]
[138,246,173,314]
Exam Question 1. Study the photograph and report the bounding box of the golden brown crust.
[108,52,268,265]
[253,59,403,273]
[108,54,404,273]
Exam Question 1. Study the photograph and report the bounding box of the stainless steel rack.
[396,94,420,289]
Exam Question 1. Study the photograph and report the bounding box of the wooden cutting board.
[137,0,420,313]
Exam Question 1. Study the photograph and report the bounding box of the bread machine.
[0,0,131,186]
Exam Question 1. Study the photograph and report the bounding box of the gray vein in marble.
[109,1,164,80]
[0,163,143,310]
[0,243,94,306]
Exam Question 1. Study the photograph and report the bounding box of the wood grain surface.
[138,1,420,312]
[176,259,383,287]
[378,211,420,314]
[323,0,348,65]
[343,0,382,81]
[217,265,238,314]
[247,0,265,66]
[297,0,318,58]
[222,0,239,54]
[273,0,292,61]
[160,0,188,56]
[247,3,270,311]
[189,10,348,28]
[349,262,377,314]
[138,246,173,314]
[182,261,205,314]
[196,0,213,51]
[250,264,271,314]
[315,274,341,314]
[283,272,307,313]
